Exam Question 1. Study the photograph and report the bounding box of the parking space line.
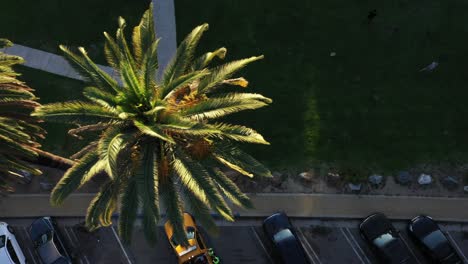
[446,232,468,263]
[83,255,91,264]
[399,235,421,264]
[250,227,274,264]
[344,228,371,264]
[20,227,41,261]
[68,227,80,246]
[63,227,76,248]
[296,228,321,264]
[111,226,133,264]
[26,248,37,264]
[340,228,366,264]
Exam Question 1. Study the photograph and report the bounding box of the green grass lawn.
[16,67,88,157]
[0,0,150,64]
[176,0,468,171]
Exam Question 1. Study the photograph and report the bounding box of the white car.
[0,222,27,264]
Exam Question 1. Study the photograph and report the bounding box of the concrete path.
[2,193,468,222]
[0,0,177,81]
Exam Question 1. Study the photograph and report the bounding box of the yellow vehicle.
[164,213,214,264]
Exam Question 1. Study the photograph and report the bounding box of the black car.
[28,217,71,264]
[262,212,310,264]
[408,215,462,264]
[359,213,415,264]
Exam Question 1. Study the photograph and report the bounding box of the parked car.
[408,215,462,264]
[0,222,27,264]
[28,217,71,264]
[262,212,310,264]
[164,213,214,264]
[359,213,415,264]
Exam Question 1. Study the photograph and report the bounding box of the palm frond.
[182,187,219,234]
[85,180,118,231]
[103,32,122,69]
[132,2,156,66]
[159,176,187,246]
[134,120,175,143]
[163,24,209,85]
[50,151,99,206]
[212,144,272,178]
[136,142,160,224]
[197,56,263,94]
[119,178,140,244]
[32,101,120,124]
[209,167,252,209]
[192,47,227,71]
[83,86,118,110]
[161,69,209,100]
[182,93,271,120]
[209,123,270,145]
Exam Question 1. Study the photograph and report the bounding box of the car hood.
[30,219,53,242]
[0,248,11,263]
[38,241,62,264]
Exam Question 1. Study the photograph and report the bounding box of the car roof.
[263,212,292,236]
[360,213,394,240]
[38,240,63,264]
[30,218,53,242]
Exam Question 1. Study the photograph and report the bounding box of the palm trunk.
[30,147,75,170]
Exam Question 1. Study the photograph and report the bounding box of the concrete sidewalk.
[2,193,467,222]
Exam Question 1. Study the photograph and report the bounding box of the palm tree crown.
[33,4,272,245]
[0,39,44,193]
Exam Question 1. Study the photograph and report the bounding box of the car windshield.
[182,253,209,264]
[0,235,5,248]
[37,231,53,246]
[273,229,294,243]
[422,230,447,250]
[372,233,396,248]
[171,227,196,246]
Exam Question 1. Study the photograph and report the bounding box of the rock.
[298,172,313,182]
[464,186,468,193]
[441,176,459,190]
[327,172,341,186]
[330,52,336,57]
[418,174,432,185]
[368,174,383,186]
[348,183,362,192]
[396,171,412,185]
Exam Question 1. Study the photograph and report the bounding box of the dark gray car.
[28,217,71,264]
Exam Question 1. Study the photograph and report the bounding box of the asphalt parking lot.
[3,217,468,264]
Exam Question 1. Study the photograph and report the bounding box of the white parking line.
[344,228,372,264]
[296,228,321,264]
[399,235,421,264]
[83,255,91,264]
[63,227,76,248]
[446,232,468,263]
[111,226,133,264]
[68,227,80,246]
[26,248,37,264]
[250,227,274,264]
[340,228,366,264]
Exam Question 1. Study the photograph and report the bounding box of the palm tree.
[0,39,45,193]
[33,3,272,245]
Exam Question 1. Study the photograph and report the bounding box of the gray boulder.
[348,183,362,192]
[418,174,432,185]
[369,174,383,186]
[441,176,459,190]
[464,186,468,193]
[396,171,412,185]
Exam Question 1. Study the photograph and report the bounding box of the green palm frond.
[192,47,227,71]
[209,123,270,145]
[132,2,156,66]
[161,69,209,100]
[163,24,209,85]
[103,32,122,69]
[136,143,160,223]
[33,101,120,124]
[182,186,219,234]
[197,56,263,94]
[86,180,118,231]
[212,143,272,178]
[119,178,139,244]
[83,86,118,110]
[209,167,253,209]
[173,148,234,221]
[134,120,175,143]
[159,176,188,246]
[50,151,99,206]
[182,93,271,120]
